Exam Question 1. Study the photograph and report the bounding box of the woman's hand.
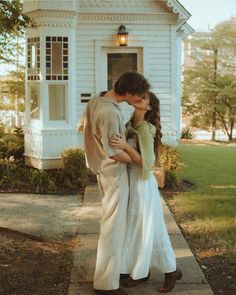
[110,134,142,165]
[109,135,128,150]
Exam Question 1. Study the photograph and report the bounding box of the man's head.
[114,72,150,105]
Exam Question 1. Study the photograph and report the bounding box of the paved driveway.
[0,193,81,240]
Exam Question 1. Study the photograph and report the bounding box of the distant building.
[23,0,193,169]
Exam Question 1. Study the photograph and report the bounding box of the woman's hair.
[114,71,150,96]
[144,92,162,162]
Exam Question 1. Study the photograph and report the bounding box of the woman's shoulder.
[135,121,156,135]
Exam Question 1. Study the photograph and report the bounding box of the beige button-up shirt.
[84,95,127,176]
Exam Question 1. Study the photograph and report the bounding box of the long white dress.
[121,137,176,280]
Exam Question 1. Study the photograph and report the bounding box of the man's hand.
[110,151,133,163]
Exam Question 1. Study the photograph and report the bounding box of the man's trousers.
[93,171,129,290]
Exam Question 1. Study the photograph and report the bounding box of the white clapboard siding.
[22,0,191,169]
[75,19,176,140]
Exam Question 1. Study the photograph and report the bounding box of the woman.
[109,92,182,293]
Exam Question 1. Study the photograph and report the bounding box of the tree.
[215,75,236,141]
[183,19,236,141]
[0,68,25,111]
[0,0,31,63]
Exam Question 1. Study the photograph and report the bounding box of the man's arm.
[94,108,132,163]
[110,151,133,163]
[109,136,142,165]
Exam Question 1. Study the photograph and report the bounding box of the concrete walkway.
[68,184,214,295]
[0,193,81,240]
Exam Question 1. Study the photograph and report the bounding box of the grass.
[169,143,236,262]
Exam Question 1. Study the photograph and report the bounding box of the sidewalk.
[68,184,214,295]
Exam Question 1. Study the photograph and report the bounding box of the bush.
[31,169,57,193]
[0,126,24,161]
[181,127,194,139]
[0,125,89,193]
[158,145,182,189]
[60,148,88,191]
[0,124,5,138]
[0,139,8,158]
[0,147,89,194]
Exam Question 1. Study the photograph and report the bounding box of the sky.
[179,0,236,32]
[1,0,236,75]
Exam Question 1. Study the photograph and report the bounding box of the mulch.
[0,227,76,295]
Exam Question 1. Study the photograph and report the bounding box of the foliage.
[0,157,19,188]
[60,148,88,191]
[183,19,236,141]
[0,69,25,111]
[0,0,30,35]
[154,145,182,188]
[0,127,89,193]
[0,123,5,137]
[0,126,24,161]
[181,127,194,139]
[0,0,32,63]
[30,169,57,193]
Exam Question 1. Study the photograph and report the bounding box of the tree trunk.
[211,49,218,142]
[228,120,234,141]
[228,134,233,141]
[211,111,216,141]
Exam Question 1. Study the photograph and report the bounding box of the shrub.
[60,148,88,191]
[157,145,182,189]
[0,129,89,193]
[0,126,24,161]
[0,139,8,158]
[0,158,22,189]
[31,169,57,193]
[0,124,5,138]
[181,127,194,139]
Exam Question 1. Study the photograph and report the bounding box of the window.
[29,83,40,120]
[107,53,137,90]
[46,36,68,80]
[27,37,40,80]
[48,84,67,121]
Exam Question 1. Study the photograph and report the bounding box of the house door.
[101,48,143,121]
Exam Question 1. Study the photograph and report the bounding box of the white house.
[23,0,193,169]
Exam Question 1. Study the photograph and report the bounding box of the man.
[83,72,150,295]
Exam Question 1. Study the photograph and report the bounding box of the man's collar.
[100,96,120,108]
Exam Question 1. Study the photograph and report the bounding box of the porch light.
[117,25,128,46]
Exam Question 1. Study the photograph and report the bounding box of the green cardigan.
[126,120,156,180]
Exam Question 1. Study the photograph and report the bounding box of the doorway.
[107,53,137,90]
[103,48,143,90]
[100,47,143,121]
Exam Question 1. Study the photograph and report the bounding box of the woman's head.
[144,92,160,127]
[133,91,161,127]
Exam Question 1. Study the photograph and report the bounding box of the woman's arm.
[109,135,142,165]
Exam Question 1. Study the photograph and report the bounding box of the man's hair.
[114,72,150,96]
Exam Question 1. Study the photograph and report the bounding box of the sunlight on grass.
[177,144,236,194]
[210,185,236,189]
[171,144,236,262]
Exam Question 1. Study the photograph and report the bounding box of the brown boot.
[94,288,128,295]
[122,272,150,288]
[158,268,183,293]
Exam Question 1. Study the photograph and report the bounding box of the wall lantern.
[117,25,129,46]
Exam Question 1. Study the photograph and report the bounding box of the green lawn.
[170,143,236,262]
